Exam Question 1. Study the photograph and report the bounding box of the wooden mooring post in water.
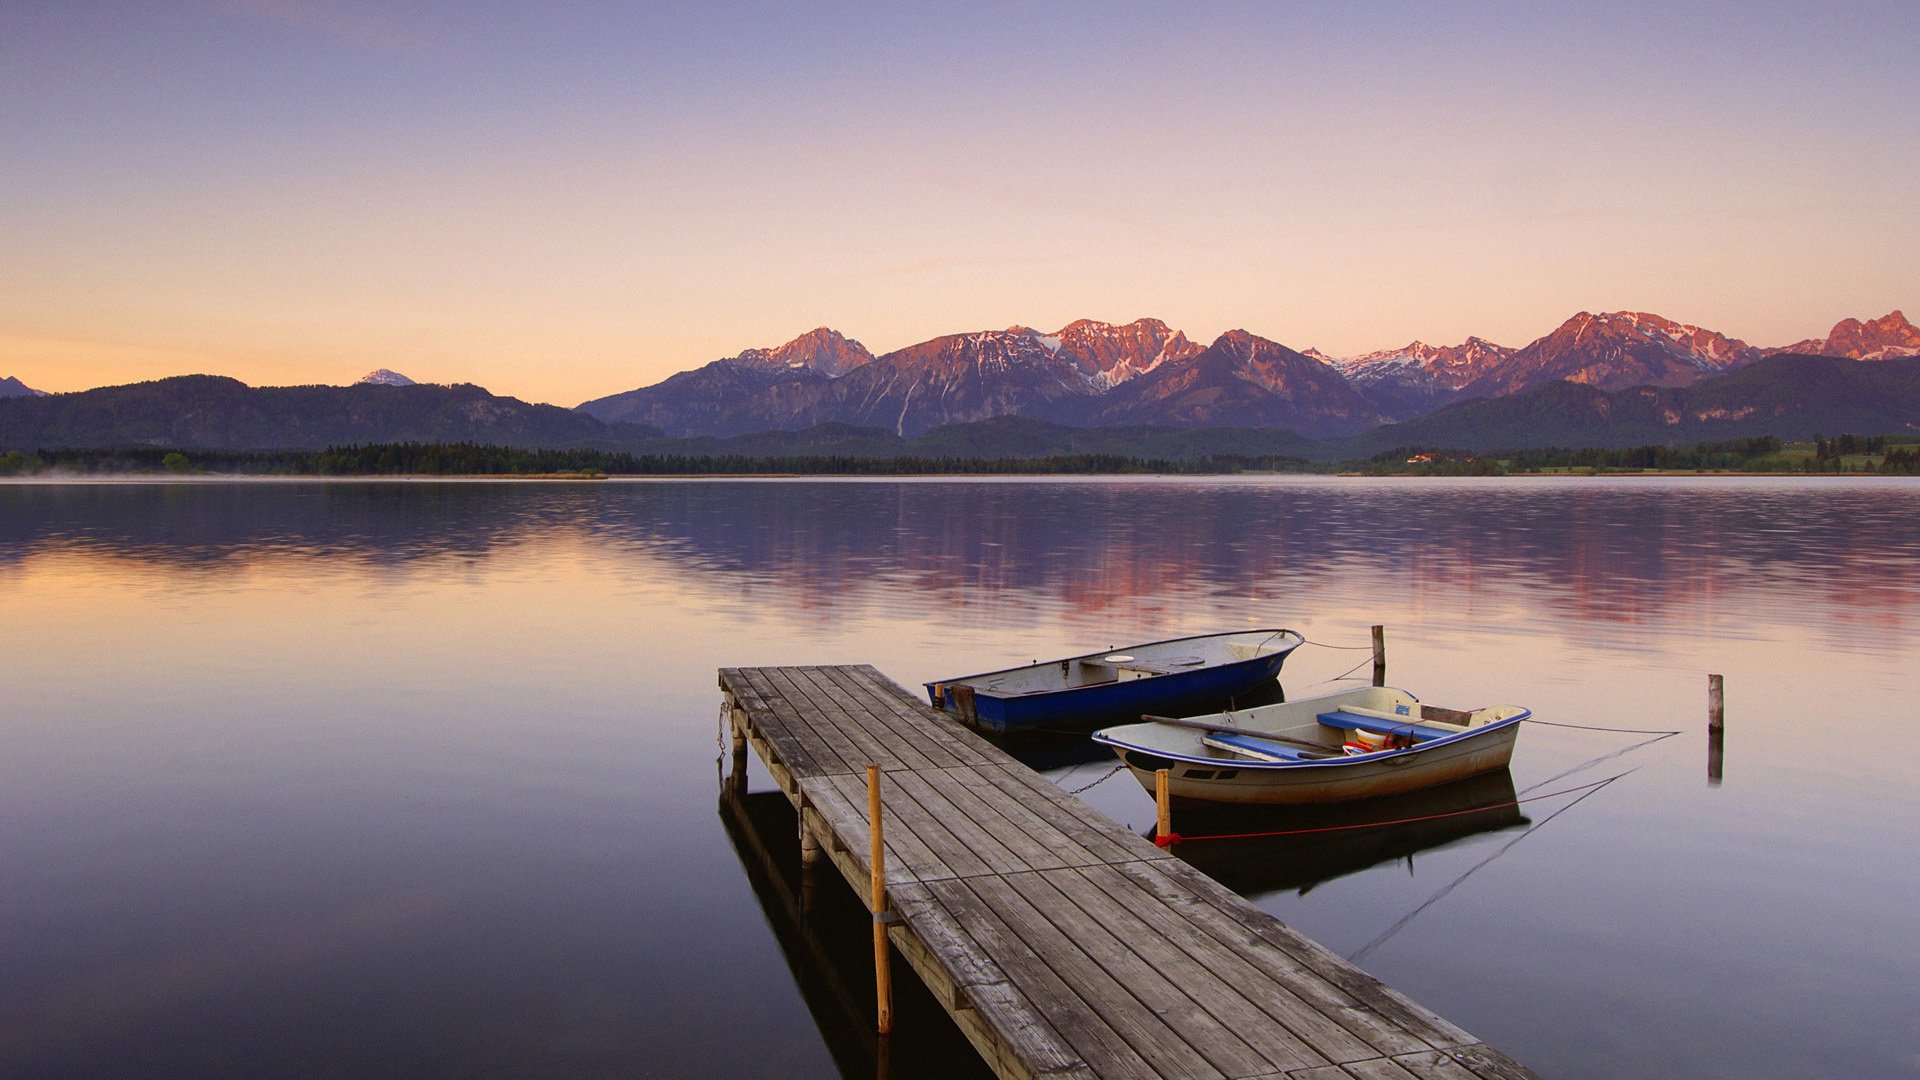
[1372,624,1388,686]
[1708,673,1725,784]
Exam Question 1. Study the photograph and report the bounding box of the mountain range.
[3,309,1916,457]
[578,310,1919,438]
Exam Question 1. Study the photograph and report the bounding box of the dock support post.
[951,685,978,727]
[1371,625,1387,687]
[1154,769,1173,847]
[726,708,748,793]
[798,814,821,869]
[1708,674,1725,784]
[868,764,893,1035]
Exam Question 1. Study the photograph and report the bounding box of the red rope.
[1161,775,1619,846]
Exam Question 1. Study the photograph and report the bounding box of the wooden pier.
[719,665,1541,1080]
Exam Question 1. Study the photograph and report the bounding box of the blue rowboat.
[1092,685,1529,804]
[925,629,1304,734]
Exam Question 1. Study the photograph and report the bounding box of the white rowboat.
[1092,685,1528,804]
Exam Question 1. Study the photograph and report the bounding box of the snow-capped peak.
[357,369,417,386]
[735,327,875,376]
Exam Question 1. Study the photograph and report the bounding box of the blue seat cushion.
[1202,732,1324,761]
[1316,709,1455,741]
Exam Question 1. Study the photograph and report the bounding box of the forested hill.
[0,375,638,451]
[1342,354,1920,455]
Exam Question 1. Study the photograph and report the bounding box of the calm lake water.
[2,476,1917,1079]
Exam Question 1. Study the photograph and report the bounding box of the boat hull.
[1113,721,1520,805]
[927,631,1301,734]
[1092,686,1528,805]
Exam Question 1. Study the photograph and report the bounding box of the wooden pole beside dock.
[1154,768,1173,847]
[867,763,893,1035]
[1372,624,1387,687]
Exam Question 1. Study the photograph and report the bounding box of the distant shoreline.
[3,433,1915,479]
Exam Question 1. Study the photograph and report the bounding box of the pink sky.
[2,2,1914,405]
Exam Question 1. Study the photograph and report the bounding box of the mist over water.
[3,477,1916,1078]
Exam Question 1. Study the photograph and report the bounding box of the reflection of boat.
[716,784,992,1080]
[1172,771,1529,896]
[1092,685,1528,804]
[925,629,1304,734]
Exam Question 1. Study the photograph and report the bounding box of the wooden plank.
[808,667,966,773]
[923,876,1162,1078]
[958,874,1236,1078]
[1150,858,1480,1052]
[735,668,845,776]
[974,762,1167,868]
[887,883,1093,1080]
[761,666,908,773]
[724,670,824,779]
[832,665,1001,767]
[1051,864,1367,1069]
[1104,861,1430,1055]
[1072,862,1400,1063]
[748,667,867,776]
[787,665,947,773]
[809,772,952,886]
[1112,859,1464,1056]
[784,665,949,775]
[920,767,1106,872]
[944,766,1114,870]
[841,663,989,749]
[997,869,1298,1077]
[814,665,981,770]
[820,770,996,882]
[889,769,1045,877]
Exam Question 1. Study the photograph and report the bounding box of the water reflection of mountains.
[718,782,993,1080]
[1170,771,1530,898]
[5,480,1916,626]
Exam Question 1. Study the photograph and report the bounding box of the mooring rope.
[1522,717,1684,735]
[1287,653,1379,692]
[1347,771,1630,962]
[1298,637,1378,651]
[1517,729,1676,794]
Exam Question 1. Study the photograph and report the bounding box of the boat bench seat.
[1202,732,1323,762]
[1082,657,1198,672]
[1316,710,1455,741]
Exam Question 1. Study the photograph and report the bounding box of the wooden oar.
[1139,714,1327,750]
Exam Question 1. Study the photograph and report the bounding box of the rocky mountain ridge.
[1766,310,1920,360]
[582,309,1882,437]
[1,375,47,398]
[1334,337,1517,419]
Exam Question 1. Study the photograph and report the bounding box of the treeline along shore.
[3,435,1918,478]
